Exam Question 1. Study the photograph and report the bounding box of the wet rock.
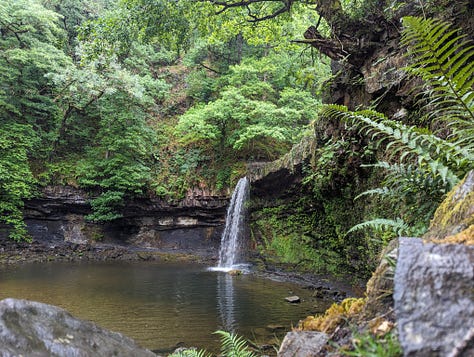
[62,214,89,244]
[285,296,301,303]
[3,184,230,256]
[394,238,474,357]
[228,269,242,276]
[267,324,285,332]
[278,331,328,357]
[0,298,156,356]
[424,170,474,244]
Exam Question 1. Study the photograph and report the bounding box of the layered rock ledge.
[14,185,229,255]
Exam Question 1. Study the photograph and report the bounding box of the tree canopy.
[1,0,472,284]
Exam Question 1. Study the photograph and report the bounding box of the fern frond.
[168,348,211,357]
[214,330,257,357]
[401,16,474,137]
[347,218,409,237]
[321,104,469,187]
[354,187,392,200]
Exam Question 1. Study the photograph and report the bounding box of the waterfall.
[216,177,249,270]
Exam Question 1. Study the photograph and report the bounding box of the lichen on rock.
[423,170,474,245]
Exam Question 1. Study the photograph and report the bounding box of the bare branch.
[201,0,292,22]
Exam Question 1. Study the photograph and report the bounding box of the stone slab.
[278,331,328,357]
[394,238,474,357]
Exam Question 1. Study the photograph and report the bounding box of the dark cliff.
[17,185,229,255]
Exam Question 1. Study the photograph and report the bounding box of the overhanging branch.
[202,0,293,22]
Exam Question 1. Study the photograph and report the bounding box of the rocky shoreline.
[0,235,217,266]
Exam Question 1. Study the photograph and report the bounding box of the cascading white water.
[216,177,249,270]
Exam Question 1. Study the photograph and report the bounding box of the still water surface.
[0,261,331,353]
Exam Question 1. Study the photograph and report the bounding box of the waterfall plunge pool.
[0,261,333,354]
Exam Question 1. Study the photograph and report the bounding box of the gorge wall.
[12,185,229,256]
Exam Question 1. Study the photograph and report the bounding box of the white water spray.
[215,177,250,270]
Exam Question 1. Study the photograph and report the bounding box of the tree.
[0,124,37,241]
[71,59,161,222]
[0,0,71,240]
[42,0,110,57]
[178,54,322,161]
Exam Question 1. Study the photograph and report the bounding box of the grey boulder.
[0,298,156,357]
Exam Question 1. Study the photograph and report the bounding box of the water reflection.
[217,273,237,333]
[0,261,329,352]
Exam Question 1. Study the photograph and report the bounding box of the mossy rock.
[423,170,474,245]
[227,269,242,276]
[298,297,366,334]
[361,238,398,320]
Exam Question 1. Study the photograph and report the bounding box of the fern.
[320,104,472,187]
[347,218,410,237]
[320,17,474,239]
[401,16,474,140]
[214,330,257,357]
[168,349,211,357]
[167,331,256,357]
[355,186,392,200]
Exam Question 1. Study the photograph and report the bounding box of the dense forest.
[1,0,473,277]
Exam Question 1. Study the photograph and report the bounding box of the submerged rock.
[278,331,328,357]
[285,296,301,303]
[0,298,156,357]
[394,238,474,357]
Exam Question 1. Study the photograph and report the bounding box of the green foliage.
[215,330,257,357]
[252,191,373,276]
[178,53,323,163]
[79,0,190,60]
[0,0,72,157]
[0,0,328,239]
[342,331,402,357]
[319,104,470,236]
[0,124,37,241]
[0,0,72,240]
[76,87,154,221]
[401,16,474,132]
[168,330,255,357]
[317,16,474,238]
[169,349,210,357]
[347,218,408,238]
[42,0,109,55]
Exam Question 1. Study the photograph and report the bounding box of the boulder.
[394,238,474,357]
[277,331,328,357]
[0,298,156,357]
[423,170,474,244]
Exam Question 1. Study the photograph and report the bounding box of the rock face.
[0,298,156,357]
[11,185,229,255]
[248,135,315,197]
[394,238,474,357]
[362,238,398,320]
[277,331,328,357]
[423,170,474,245]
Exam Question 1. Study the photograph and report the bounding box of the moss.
[297,297,366,334]
[424,170,474,243]
[442,224,474,245]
